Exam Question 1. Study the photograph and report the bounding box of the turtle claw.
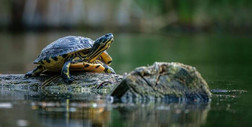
[64,78,73,84]
[24,71,33,78]
[25,66,43,78]
[108,67,116,74]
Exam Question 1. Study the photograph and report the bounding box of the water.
[0,31,252,127]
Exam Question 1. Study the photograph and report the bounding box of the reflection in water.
[0,89,213,127]
[32,99,110,127]
[31,99,210,127]
[115,103,210,127]
[0,89,211,127]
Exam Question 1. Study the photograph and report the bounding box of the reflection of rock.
[30,97,210,127]
[111,62,211,101]
[115,103,210,127]
[31,99,110,127]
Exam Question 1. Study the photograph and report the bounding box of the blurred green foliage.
[0,0,250,32]
[135,0,251,25]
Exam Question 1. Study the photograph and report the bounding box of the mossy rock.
[0,62,211,102]
[110,62,211,102]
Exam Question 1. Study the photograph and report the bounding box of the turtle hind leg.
[102,63,116,74]
[95,60,115,73]
[70,61,115,74]
[25,65,44,77]
[61,60,73,84]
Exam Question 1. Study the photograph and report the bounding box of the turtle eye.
[99,38,105,43]
[100,40,105,44]
[99,40,106,47]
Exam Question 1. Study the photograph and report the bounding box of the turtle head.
[86,33,114,62]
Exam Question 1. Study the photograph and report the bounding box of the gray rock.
[0,73,123,95]
[110,62,211,102]
[0,62,211,102]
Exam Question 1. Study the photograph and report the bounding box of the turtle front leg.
[25,65,44,77]
[61,60,73,84]
[100,51,112,65]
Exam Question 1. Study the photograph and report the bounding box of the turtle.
[25,33,115,83]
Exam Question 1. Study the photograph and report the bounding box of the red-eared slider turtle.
[25,33,114,83]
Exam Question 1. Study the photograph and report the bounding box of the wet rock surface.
[110,62,211,101]
[0,73,123,95]
[0,62,211,101]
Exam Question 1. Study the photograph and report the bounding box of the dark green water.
[0,32,251,127]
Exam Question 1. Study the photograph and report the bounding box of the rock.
[0,73,123,95]
[0,62,211,102]
[110,62,211,102]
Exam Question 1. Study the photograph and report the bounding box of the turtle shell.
[34,36,94,64]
